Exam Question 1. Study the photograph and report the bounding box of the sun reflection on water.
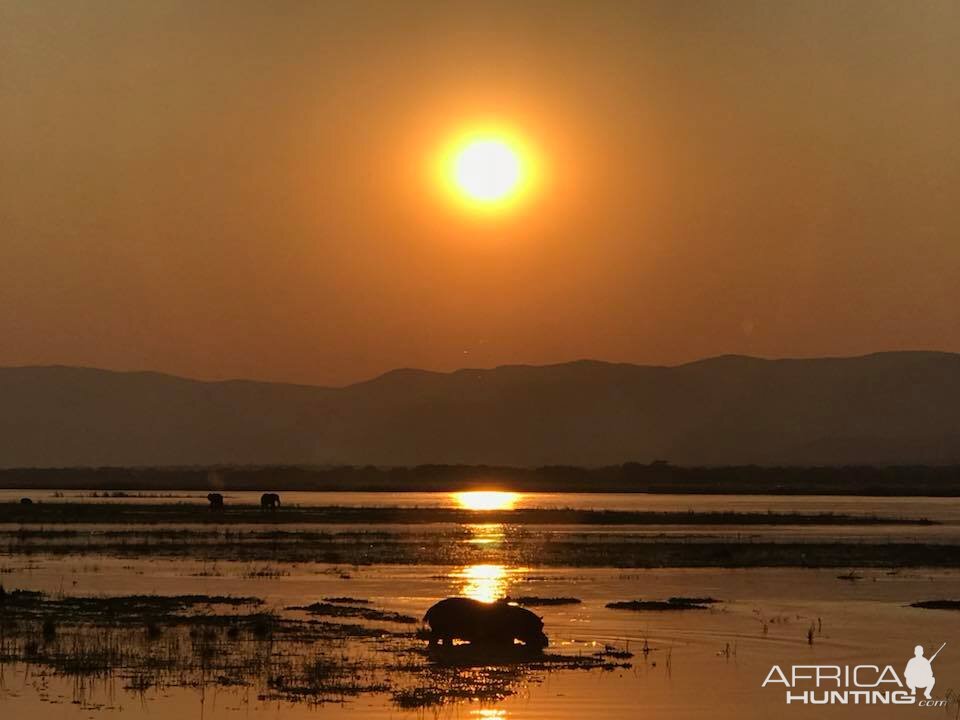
[465,523,505,545]
[471,710,508,719]
[453,491,521,511]
[450,563,528,603]
[458,564,508,603]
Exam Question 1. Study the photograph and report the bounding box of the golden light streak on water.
[471,709,508,719]
[465,523,505,545]
[453,564,509,603]
[453,491,521,511]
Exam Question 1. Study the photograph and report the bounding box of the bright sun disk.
[453,138,522,203]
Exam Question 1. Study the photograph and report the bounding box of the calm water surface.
[1,491,958,719]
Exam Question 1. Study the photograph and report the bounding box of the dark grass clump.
[910,600,960,610]
[290,601,418,624]
[1,591,261,620]
[505,596,582,606]
[145,621,163,640]
[593,646,634,660]
[606,598,715,611]
[836,571,863,581]
[393,645,631,709]
[264,653,389,702]
[392,665,522,709]
[251,613,276,639]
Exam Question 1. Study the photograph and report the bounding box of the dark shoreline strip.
[4,538,960,568]
[4,463,960,496]
[0,503,935,526]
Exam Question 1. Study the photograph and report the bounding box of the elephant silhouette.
[207,492,224,511]
[260,493,281,510]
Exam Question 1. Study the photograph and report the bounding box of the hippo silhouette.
[19,498,33,505]
[260,493,281,509]
[207,493,224,510]
[423,597,548,650]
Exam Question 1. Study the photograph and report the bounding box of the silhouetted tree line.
[0,462,958,495]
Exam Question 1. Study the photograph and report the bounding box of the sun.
[452,491,521,511]
[437,128,536,213]
[453,139,521,203]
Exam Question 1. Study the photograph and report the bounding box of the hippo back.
[424,597,547,649]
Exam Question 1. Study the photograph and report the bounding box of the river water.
[1,491,958,719]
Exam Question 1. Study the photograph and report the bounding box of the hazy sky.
[2,0,958,386]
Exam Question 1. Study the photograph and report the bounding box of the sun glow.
[438,128,536,213]
[453,491,521,511]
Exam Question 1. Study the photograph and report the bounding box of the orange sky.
[1,1,958,386]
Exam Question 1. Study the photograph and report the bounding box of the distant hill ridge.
[2,352,960,467]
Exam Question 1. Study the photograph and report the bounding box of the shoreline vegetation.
[0,588,628,708]
[0,503,936,526]
[1,525,958,568]
[1,502,951,569]
[3,463,960,495]
[4,539,957,568]
[909,600,960,610]
[606,597,720,611]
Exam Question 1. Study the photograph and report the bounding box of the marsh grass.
[290,601,418,624]
[0,502,936,527]
[264,650,389,702]
[606,598,720,611]
[504,596,582,606]
[391,645,631,709]
[909,600,960,610]
[243,565,289,579]
[0,593,398,704]
[3,524,957,569]
[0,588,626,709]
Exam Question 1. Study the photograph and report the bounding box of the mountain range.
[1,352,959,468]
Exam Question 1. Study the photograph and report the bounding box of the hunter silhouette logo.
[762,642,948,707]
[904,643,945,700]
